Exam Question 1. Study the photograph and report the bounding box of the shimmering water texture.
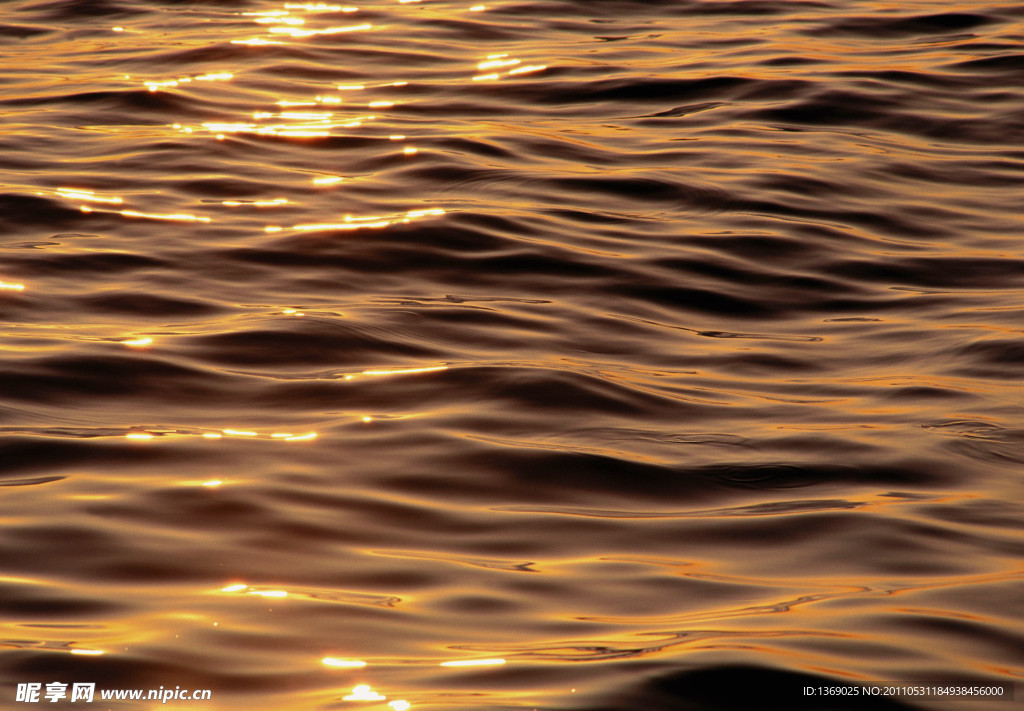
[1,0,1023,709]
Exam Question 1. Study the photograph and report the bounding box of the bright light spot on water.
[0,281,25,291]
[344,685,385,701]
[203,433,223,439]
[269,23,371,37]
[440,658,506,667]
[222,583,248,592]
[202,480,223,487]
[390,134,405,140]
[232,37,285,45]
[70,649,104,656]
[285,432,318,441]
[338,84,365,91]
[250,590,288,598]
[126,433,154,440]
[121,210,211,223]
[285,3,357,10]
[313,176,344,184]
[509,64,547,75]
[478,58,519,70]
[362,416,373,423]
[56,188,123,204]
[470,4,485,10]
[112,26,124,31]
[220,198,288,207]
[322,658,367,668]
[389,702,411,711]
[362,366,447,376]
[223,429,258,436]
[472,73,499,81]
[266,207,442,233]
[403,147,418,155]
[121,337,153,347]
[255,16,305,24]
[368,101,394,108]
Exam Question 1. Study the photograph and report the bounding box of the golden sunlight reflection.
[219,584,289,597]
[344,685,385,701]
[361,366,448,377]
[143,72,233,92]
[322,658,367,668]
[264,208,444,233]
[55,187,123,204]
[388,702,411,711]
[121,337,153,347]
[121,428,317,443]
[119,209,212,223]
[0,281,26,291]
[250,590,288,598]
[440,658,506,667]
[219,198,288,207]
[472,53,546,82]
[69,649,105,656]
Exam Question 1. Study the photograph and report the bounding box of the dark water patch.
[950,338,1024,379]
[0,355,228,403]
[79,291,221,317]
[184,322,443,367]
[677,0,835,16]
[745,90,902,127]
[579,665,924,711]
[546,176,730,213]
[0,23,52,38]
[630,102,727,119]
[0,437,182,476]
[0,194,84,228]
[0,475,66,487]
[430,136,518,160]
[689,234,821,264]
[823,257,1024,289]
[1,89,193,115]
[527,76,756,105]
[3,251,165,276]
[20,0,144,20]
[948,54,1024,73]
[809,12,999,38]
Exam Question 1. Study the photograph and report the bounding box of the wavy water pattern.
[1,0,1022,709]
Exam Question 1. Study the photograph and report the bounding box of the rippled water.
[1,0,1023,708]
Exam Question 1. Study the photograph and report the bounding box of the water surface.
[1,0,1023,708]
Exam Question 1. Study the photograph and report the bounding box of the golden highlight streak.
[0,281,26,291]
[440,658,506,667]
[344,685,385,701]
[362,366,448,376]
[322,658,367,668]
[121,210,211,223]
